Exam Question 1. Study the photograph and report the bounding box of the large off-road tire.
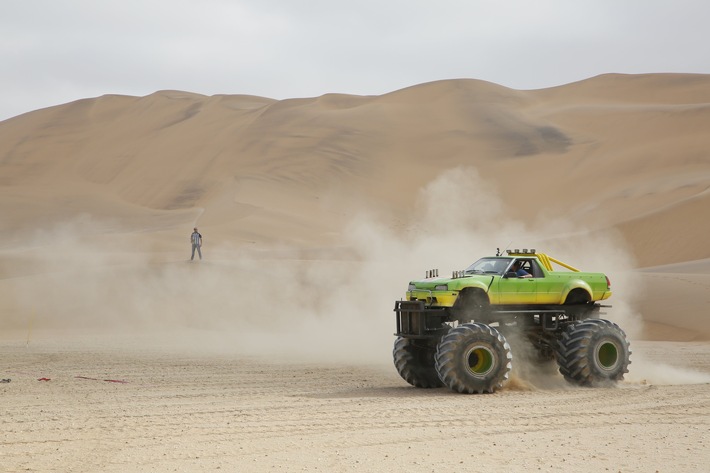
[555,319,631,386]
[434,323,512,394]
[393,337,443,388]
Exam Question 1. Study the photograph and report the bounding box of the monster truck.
[393,249,631,394]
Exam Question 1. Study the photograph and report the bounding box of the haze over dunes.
[1,73,709,341]
[2,73,710,335]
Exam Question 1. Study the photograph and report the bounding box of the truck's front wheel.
[555,319,631,386]
[435,323,512,394]
[393,337,443,388]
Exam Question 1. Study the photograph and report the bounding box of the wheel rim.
[595,340,620,370]
[465,345,495,377]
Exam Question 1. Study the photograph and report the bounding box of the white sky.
[2,0,709,121]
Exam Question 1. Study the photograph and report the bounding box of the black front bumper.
[394,300,450,340]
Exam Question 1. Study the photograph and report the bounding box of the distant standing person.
[190,227,202,260]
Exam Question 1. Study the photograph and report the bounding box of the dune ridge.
[2,74,709,262]
[1,73,709,341]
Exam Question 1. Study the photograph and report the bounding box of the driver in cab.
[511,261,532,278]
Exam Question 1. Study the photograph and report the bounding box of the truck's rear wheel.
[393,337,443,388]
[435,323,512,394]
[564,289,595,319]
[555,319,631,386]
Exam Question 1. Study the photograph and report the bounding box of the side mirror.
[504,272,517,279]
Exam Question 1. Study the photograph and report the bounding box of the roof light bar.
[506,248,537,255]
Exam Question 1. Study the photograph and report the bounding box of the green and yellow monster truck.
[393,249,631,394]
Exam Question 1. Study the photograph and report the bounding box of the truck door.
[534,258,566,304]
[496,258,537,304]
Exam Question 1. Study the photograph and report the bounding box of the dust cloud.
[628,357,710,385]
[2,167,705,385]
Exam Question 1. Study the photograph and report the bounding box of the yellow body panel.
[407,290,458,307]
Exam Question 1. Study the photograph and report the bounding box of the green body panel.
[406,256,611,308]
[494,276,538,304]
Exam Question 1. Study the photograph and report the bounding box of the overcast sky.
[2,0,709,121]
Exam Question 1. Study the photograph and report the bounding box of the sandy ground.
[2,334,710,473]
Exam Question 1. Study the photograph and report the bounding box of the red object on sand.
[37,377,51,381]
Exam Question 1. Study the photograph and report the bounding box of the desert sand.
[1,73,710,472]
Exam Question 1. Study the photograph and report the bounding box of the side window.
[495,259,510,274]
[519,259,533,275]
[529,259,543,278]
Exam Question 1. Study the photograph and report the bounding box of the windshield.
[464,258,511,275]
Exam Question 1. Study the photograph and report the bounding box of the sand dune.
[2,74,709,260]
[1,72,709,328]
[2,73,708,323]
